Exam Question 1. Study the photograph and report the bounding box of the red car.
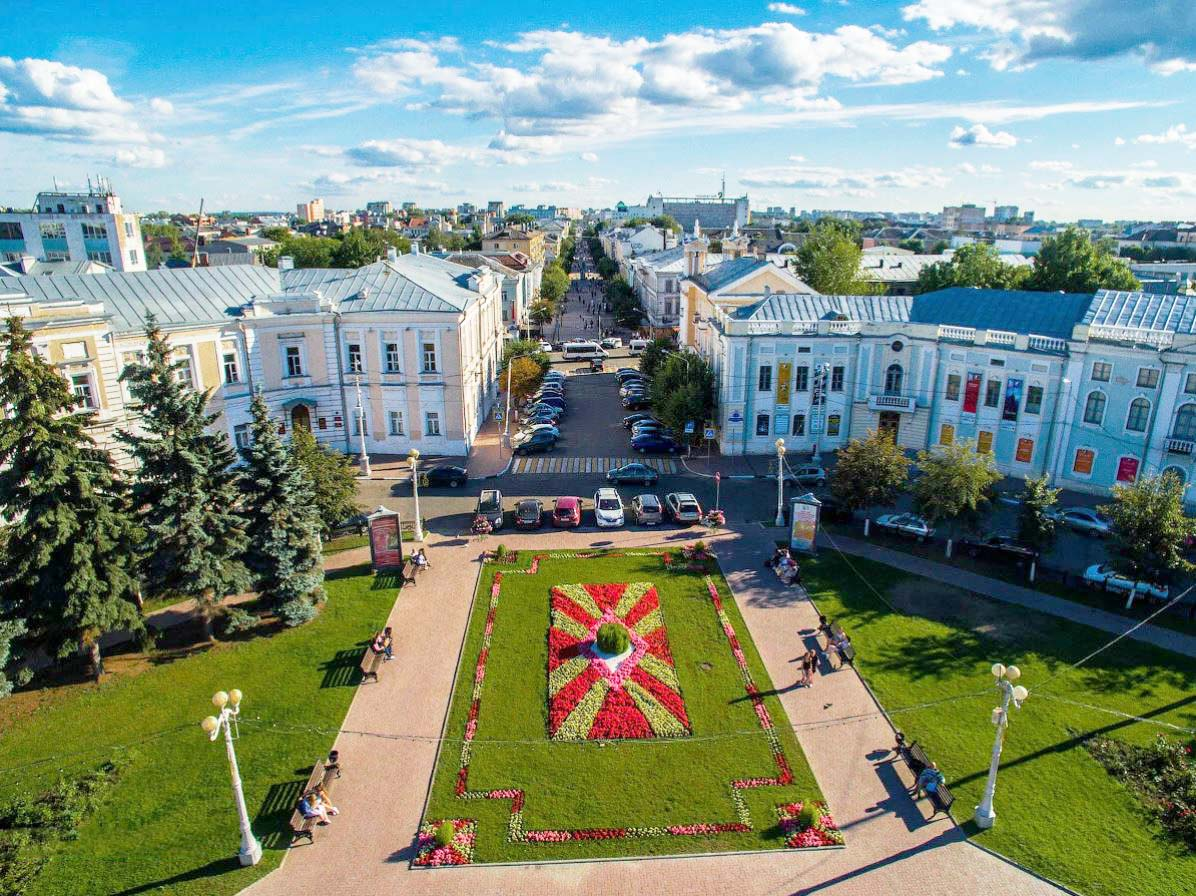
[552,496,582,528]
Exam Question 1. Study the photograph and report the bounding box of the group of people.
[371,627,393,661]
[297,751,342,826]
[817,615,853,668]
[766,547,802,586]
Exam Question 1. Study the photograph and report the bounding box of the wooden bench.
[359,644,384,683]
[894,737,955,816]
[289,758,341,844]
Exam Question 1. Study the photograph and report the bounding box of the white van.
[628,338,650,355]
[562,341,606,360]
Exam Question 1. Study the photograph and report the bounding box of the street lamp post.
[201,689,262,867]
[354,375,371,478]
[774,437,787,527]
[974,663,1029,830]
[408,448,424,542]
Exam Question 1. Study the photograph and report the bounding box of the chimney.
[386,245,398,263]
[277,255,294,271]
[411,240,421,255]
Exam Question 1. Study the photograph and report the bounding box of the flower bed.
[414,818,477,866]
[776,801,844,848]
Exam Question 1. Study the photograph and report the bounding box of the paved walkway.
[823,532,1196,659]
[243,527,1065,896]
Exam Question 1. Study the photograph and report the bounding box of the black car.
[607,463,660,486]
[423,465,468,488]
[512,431,557,455]
[514,499,545,529]
[622,396,651,410]
[615,368,640,381]
[623,412,658,429]
[958,534,1039,565]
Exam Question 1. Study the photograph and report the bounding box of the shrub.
[796,801,819,831]
[434,820,456,848]
[693,540,708,554]
[1087,734,1196,849]
[494,544,508,560]
[596,623,630,655]
[220,607,258,635]
[278,597,319,628]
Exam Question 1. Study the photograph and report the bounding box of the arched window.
[884,363,904,395]
[1125,397,1151,433]
[1163,466,1187,486]
[1173,403,1196,441]
[1082,390,1106,425]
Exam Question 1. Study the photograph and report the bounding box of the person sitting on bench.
[829,631,852,667]
[413,549,430,571]
[299,790,332,825]
[915,762,945,798]
[372,627,393,661]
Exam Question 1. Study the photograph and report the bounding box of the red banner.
[1015,437,1034,464]
[962,372,982,414]
[368,513,404,570]
[1116,456,1140,483]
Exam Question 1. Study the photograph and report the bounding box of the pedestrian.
[915,762,945,798]
[800,648,818,686]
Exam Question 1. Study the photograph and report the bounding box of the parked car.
[423,465,468,488]
[957,534,1038,565]
[590,357,605,372]
[515,499,545,530]
[512,431,557,455]
[532,394,567,408]
[518,422,560,439]
[619,383,648,397]
[630,420,668,435]
[543,370,566,381]
[664,492,703,525]
[552,496,582,528]
[536,383,564,395]
[1083,564,1168,600]
[784,465,828,487]
[538,341,553,353]
[525,411,560,426]
[616,368,641,382]
[1051,507,1112,537]
[593,488,626,528]
[622,396,652,410]
[874,513,934,541]
[631,432,680,453]
[631,493,664,525]
[607,462,660,486]
[623,412,658,429]
[476,489,504,529]
[600,337,623,349]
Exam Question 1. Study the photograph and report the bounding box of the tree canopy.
[648,353,715,447]
[830,430,910,512]
[911,440,1002,533]
[1017,473,1061,554]
[501,356,545,406]
[289,426,359,538]
[1025,226,1140,293]
[794,220,875,295]
[916,242,1029,292]
[1100,472,1195,591]
[540,263,569,305]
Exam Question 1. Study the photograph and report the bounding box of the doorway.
[291,405,311,432]
[878,411,900,442]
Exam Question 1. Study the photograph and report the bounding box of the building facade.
[0,187,146,271]
[482,228,545,266]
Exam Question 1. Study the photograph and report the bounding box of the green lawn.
[803,553,1196,896]
[422,550,825,862]
[0,564,392,896]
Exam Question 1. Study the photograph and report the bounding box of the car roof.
[671,492,697,501]
[596,487,619,496]
[638,494,661,504]
[554,496,579,507]
[517,499,541,508]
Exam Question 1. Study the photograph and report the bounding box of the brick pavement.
[242,527,1066,896]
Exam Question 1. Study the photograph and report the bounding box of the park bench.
[826,621,856,667]
[289,758,341,844]
[359,643,384,683]
[894,735,955,817]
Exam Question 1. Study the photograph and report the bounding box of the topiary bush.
[596,623,630,655]
[434,820,456,848]
[796,801,819,830]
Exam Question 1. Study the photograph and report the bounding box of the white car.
[539,341,553,353]
[593,488,626,528]
[874,513,935,541]
[1083,564,1168,600]
[664,492,703,525]
[600,337,623,349]
[1051,507,1112,537]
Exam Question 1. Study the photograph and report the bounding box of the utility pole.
[503,359,513,447]
[190,198,204,268]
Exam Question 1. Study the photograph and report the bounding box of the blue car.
[631,433,681,454]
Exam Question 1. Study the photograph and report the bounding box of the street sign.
[728,410,743,424]
[494,409,504,422]
[703,426,717,440]
[684,421,695,434]
[714,472,721,482]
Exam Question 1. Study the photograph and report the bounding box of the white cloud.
[1029,159,1073,171]
[740,162,949,194]
[510,180,580,193]
[308,170,445,195]
[1035,163,1196,196]
[957,162,1001,174]
[948,123,1018,148]
[111,146,167,168]
[345,137,493,168]
[580,151,599,162]
[767,3,807,15]
[149,97,173,115]
[1114,136,1126,145]
[1134,123,1196,150]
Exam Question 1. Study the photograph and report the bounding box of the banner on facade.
[776,361,792,406]
[789,497,821,554]
[1073,448,1095,476]
[1003,378,1023,422]
[1015,437,1034,464]
[963,372,982,414]
[1116,456,1140,483]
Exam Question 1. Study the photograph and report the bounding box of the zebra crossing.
[509,456,680,475]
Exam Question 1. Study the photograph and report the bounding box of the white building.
[0,185,146,271]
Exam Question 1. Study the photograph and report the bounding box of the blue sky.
[2,0,1194,219]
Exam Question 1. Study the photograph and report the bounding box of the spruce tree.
[241,394,325,623]
[117,315,248,640]
[0,317,142,679]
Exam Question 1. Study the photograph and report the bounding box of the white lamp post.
[201,688,262,867]
[354,375,371,478]
[774,437,787,527]
[409,448,424,542]
[974,663,1029,830]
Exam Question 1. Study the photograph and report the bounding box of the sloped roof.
[1083,289,1196,334]
[280,254,479,314]
[634,246,725,274]
[910,287,1092,339]
[692,257,775,292]
[735,294,913,323]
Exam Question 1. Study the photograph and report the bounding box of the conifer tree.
[0,317,142,679]
[241,394,325,623]
[118,315,248,639]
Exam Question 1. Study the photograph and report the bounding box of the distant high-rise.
[366,200,392,216]
[993,205,1019,223]
[296,198,325,223]
[645,193,749,231]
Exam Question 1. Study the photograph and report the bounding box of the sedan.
[538,341,553,353]
[1083,564,1168,601]
[552,496,582,528]
[524,412,560,426]
[622,396,652,410]
[512,432,557,455]
[423,465,468,488]
[514,499,545,530]
[623,412,657,429]
[874,513,934,541]
[600,337,623,349]
[518,423,560,439]
[664,492,703,525]
[631,432,680,454]
[616,368,641,381]
[1052,507,1112,537]
[594,488,626,528]
[631,493,664,525]
[525,404,566,419]
[607,463,660,486]
[785,465,828,487]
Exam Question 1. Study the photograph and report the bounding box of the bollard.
[863,518,870,537]
[945,538,953,559]
[1029,560,1036,583]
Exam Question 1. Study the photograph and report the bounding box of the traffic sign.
[494,409,504,422]
[684,421,695,434]
[703,426,717,440]
[727,410,743,424]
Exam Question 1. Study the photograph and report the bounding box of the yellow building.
[482,228,545,266]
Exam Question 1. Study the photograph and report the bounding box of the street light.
[409,448,424,542]
[354,375,371,479]
[200,688,261,866]
[774,437,787,527]
[974,663,1029,830]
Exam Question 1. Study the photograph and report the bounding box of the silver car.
[632,494,663,525]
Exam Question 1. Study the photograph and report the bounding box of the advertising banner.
[368,511,404,570]
[776,361,792,406]
[1003,378,1023,422]
[789,498,821,554]
[1116,456,1140,483]
[1015,437,1034,464]
[963,372,982,414]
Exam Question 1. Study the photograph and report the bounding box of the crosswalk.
[510,456,680,475]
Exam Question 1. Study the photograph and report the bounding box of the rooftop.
[910,287,1092,340]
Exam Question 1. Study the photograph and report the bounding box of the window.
[174,352,194,387]
[124,221,134,238]
[234,423,251,450]
[1091,361,1112,382]
[792,414,805,436]
[1073,448,1095,476]
[39,222,65,239]
[1137,367,1160,389]
[384,342,401,373]
[285,345,304,377]
[128,249,138,266]
[755,413,770,436]
[388,411,404,436]
[1173,404,1196,441]
[70,373,96,409]
[1186,373,1196,394]
[794,365,809,392]
[939,423,955,446]
[884,364,903,395]
[984,378,1001,408]
[1083,390,1106,425]
[977,430,994,454]
[422,341,438,373]
[86,250,112,264]
[945,373,961,401]
[1126,398,1151,433]
[758,365,772,392]
[222,351,240,384]
[120,350,142,373]
[81,223,106,239]
[990,358,1006,367]
[0,222,22,240]
[826,414,841,436]
[831,365,844,392]
[346,342,362,373]
[425,411,441,436]
[1024,385,1043,415]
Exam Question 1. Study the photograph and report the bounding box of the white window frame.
[421,333,438,373]
[425,411,441,436]
[1125,396,1151,434]
[346,342,363,374]
[1090,361,1112,382]
[1136,366,1160,389]
[384,341,402,374]
[388,410,404,436]
[1082,389,1107,426]
[70,371,97,409]
[233,423,251,450]
[757,365,772,392]
[173,347,196,388]
[222,349,240,385]
[283,343,305,378]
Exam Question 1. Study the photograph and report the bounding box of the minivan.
[628,338,650,355]
[562,341,606,360]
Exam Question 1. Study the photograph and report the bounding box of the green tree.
[830,430,910,513]
[794,220,874,294]
[527,301,555,329]
[143,240,164,270]
[648,353,715,447]
[240,395,325,622]
[1025,226,1141,293]
[650,214,682,234]
[118,316,249,640]
[1100,472,1196,604]
[897,238,924,253]
[260,226,292,241]
[289,426,359,539]
[912,440,1002,537]
[502,339,550,371]
[505,213,536,227]
[331,229,383,268]
[597,257,618,280]
[638,338,674,380]
[916,242,1029,293]
[540,263,569,305]
[267,234,337,268]
[1017,473,1061,554]
[0,618,26,697]
[0,317,142,679]
[500,356,544,406]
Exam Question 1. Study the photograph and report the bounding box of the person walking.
[800,648,818,687]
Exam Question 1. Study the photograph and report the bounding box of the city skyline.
[2,0,1195,218]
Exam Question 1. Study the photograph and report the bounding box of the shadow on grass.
[325,563,373,582]
[111,857,244,896]
[371,572,405,592]
[255,778,308,850]
[320,647,365,689]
